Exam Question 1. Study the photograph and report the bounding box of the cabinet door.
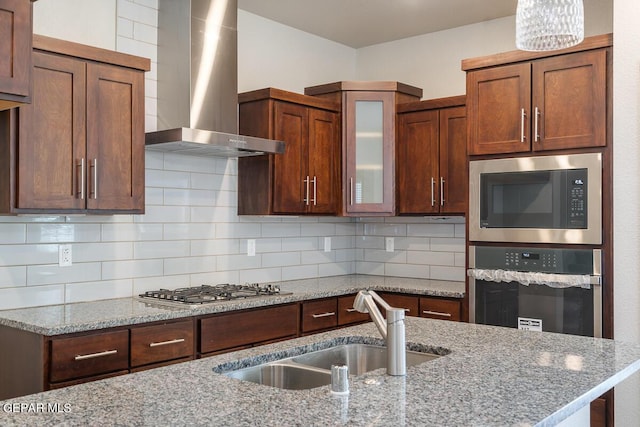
[86,62,145,212]
[308,108,340,214]
[532,50,607,151]
[439,106,467,214]
[17,52,86,210]
[301,298,338,333]
[0,0,31,109]
[378,293,420,317]
[273,101,307,214]
[344,91,395,215]
[396,109,439,214]
[467,63,531,155]
[130,320,194,368]
[419,297,461,322]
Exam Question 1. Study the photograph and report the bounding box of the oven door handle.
[467,268,601,288]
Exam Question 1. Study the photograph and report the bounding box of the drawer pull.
[149,338,186,348]
[312,312,336,318]
[346,308,358,312]
[422,310,452,318]
[74,349,118,361]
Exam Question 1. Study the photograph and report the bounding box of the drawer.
[337,294,370,326]
[50,330,129,383]
[378,293,420,317]
[419,297,461,322]
[130,320,194,367]
[200,304,298,354]
[302,298,338,333]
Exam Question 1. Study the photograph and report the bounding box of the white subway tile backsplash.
[146,169,191,189]
[301,250,335,265]
[430,266,465,282]
[102,223,163,241]
[301,223,336,237]
[362,223,407,236]
[102,259,163,280]
[262,223,301,238]
[27,262,102,286]
[0,244,57,266]
[385,263,430,279]
[363,249,406,264]
[65,279,134,303]
[430,238,465,252]
[355,236,384,249]
[0,285,65,310]
[26,223,101,243]
[217,254,262,271]
[239,267,282,284]
[73,242,134,262]
[164,256,216,276]
[355,261,385,275]
[117,0,157,27]
[262,251,300,268]
[134,240,190,259]
[215,223,260,239]
[164,223,216,241]
[282,264,318,281]
[407,223,456,237]
[319,262,354,277]
[134,205,190,223]
[406,250,455,266]
[133,274,191,294]
[0,266,26,288]
[190,239,240,256]
[164,189,218,207]
[133,22,157,44]
[281,237,319,251]
[117,17,134,38]
[0,224,26,244]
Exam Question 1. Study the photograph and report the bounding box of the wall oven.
[468,245,602,337]
[469,152,602,244]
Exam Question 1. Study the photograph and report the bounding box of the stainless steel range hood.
[145,0,284,157]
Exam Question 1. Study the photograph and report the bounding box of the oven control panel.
[474,246,595,274]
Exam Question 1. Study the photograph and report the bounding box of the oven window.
[480,169,587,229]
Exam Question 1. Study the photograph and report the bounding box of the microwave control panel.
[474,246,594,275]
[567,169,588,228]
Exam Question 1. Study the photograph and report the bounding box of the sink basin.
[225,363,331,390]
[221,343,440,390]
[291,343,439,375]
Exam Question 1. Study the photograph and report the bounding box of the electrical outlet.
[59,244,72,267]
[247,239,256,257]
[324,237,331,252]
[385,237,394,253]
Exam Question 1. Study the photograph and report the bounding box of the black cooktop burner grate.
[139,283,288,305]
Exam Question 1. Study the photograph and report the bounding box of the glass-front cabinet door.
[344,91,395,215]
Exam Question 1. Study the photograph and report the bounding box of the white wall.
[33,0,117,50]
[238,10,356,93]
[613,0,640,423]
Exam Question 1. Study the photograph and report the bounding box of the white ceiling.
[238,0,518,48]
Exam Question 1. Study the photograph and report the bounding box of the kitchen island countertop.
[0,275,463,335]
[1,316,639,426]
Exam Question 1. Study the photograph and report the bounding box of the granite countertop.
[2,317,640,426]
[0,275,464,336]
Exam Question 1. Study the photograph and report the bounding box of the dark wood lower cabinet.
[130,320,195,368]
[199,304,299,354]
[301,298,339,333]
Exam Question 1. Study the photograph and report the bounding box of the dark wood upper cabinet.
[464,34,611,155]
[305,81,422,216]
[238,88,340,215]
[396,96,467,215]
[0,0,33,110]
[0,35,149,214]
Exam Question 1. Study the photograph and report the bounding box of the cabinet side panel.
[0,326,44,399]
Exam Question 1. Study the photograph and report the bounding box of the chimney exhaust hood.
[145,0,284,157]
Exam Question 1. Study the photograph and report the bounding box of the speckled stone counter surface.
[0,275,463,335]
[1,317,640,426]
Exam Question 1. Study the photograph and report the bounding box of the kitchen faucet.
[354,290,406,376]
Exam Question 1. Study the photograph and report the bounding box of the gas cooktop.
[139,283,291,306]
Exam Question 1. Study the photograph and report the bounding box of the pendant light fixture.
[516,0,584,51]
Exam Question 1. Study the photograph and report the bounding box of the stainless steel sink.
[222,343,440,390]
[291,343,439,375]
[225,363,331,390]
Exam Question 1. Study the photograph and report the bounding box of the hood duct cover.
[145,0,284,157]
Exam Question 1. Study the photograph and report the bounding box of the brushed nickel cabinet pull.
[89,158,98,199]
[74,349,117,361]
[312,176,317,206]
[534,107,540,142]
[346,308,357,313]
[76,158,85,200]
[422,310,452,317]
[149,338,186,348]
[430,177,435,207]
[520,108,526,143]
[440,177,445,206]
[312,312,336,318]
[303,176,310,205]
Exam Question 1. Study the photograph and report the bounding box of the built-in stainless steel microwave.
[469,153,602,244]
